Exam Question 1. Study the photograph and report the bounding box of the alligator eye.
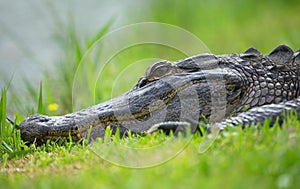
[136,77,149,88]
[145,60,176,79]
[150,66,171,78]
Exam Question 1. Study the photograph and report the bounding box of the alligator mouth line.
[83,73,216,130]
[18,68,233,144]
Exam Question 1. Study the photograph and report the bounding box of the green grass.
[0,111,299,189]
[1,0,300,188]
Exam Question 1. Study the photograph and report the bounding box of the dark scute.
[294,49,300,64]
[243,47,261,55]
[268,44,294,64]
[176,54,219,70]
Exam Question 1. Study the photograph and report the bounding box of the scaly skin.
[18,45,300,144]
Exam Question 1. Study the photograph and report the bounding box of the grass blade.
[0,88,7,141]
[86,16,115,49]
[2,140,13,153]
[0,88,15,156]
[37,82,44,114]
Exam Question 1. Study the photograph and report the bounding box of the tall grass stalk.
[37,82,44,114]
[1,89,15,160]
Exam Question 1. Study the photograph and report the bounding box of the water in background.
[0,0,143,91]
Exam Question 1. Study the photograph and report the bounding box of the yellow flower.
[48,103,59,111]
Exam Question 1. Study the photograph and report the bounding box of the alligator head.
[18,45,300,144]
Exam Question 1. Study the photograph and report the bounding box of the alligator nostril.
[39,118,50,122]
[30,115,50,122]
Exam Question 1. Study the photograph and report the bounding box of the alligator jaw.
[18,68,243,144]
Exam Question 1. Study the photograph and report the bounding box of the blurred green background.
[143,0,300,52]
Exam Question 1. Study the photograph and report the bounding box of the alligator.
[18,45,300,144]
